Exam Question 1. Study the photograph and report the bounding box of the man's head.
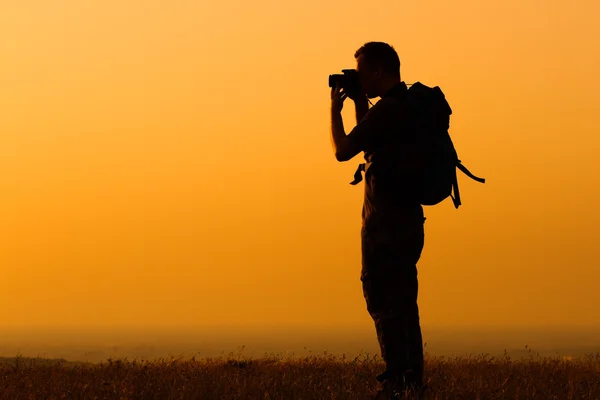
[354,42,401,99]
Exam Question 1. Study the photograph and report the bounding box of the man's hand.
[331,85,348,113]
[339,86,368,123]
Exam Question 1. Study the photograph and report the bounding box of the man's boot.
[372,369,427,399]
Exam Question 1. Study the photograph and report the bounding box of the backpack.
[350,82,485,209]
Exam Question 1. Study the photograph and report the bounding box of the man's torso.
[359,82,424,229]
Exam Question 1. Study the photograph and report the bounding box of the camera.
[328,69,361,98]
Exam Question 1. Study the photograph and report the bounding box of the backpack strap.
[450,167,461,209]
[349,162,373,185]
[457,160,486,183]
[451,160,486,209]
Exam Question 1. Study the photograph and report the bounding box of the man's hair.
[354,42,401,78]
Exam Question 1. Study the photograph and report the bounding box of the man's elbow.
[334,139,359,162]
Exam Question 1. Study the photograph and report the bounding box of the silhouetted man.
[330,42,426,398]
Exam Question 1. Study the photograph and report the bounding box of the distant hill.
[0,356,92,368]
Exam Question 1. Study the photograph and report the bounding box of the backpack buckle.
[349,162,372,185]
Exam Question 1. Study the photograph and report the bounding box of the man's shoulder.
[371,96,403,110]
[364,96,405,119]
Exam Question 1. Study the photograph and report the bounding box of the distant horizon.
[3,323,600,332]
[2,324,599,364]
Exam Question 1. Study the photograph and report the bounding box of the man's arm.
[344,99,397,159]
[330,87,364,162]
[331,100,388,162]
[330,108,361,162]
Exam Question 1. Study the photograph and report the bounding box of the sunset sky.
[1,0,599,331]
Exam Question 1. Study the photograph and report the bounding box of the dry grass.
[1,348,600,399]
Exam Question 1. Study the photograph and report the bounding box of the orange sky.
[1,0,599,331]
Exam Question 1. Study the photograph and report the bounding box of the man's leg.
[361,221,425,390]
[363,265,423,386]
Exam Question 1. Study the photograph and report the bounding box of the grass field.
[1,350,600,399]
